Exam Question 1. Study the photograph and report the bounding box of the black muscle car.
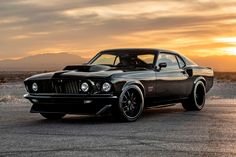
[24,48,214,122]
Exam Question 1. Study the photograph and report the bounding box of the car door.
[155,52,189,100]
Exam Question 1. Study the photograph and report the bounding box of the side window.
[176,56,185,68]
[158,53,179,70]
[137,54,155,64]
[114,56,120,65]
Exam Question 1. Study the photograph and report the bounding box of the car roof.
[98,48,196,65]
[89,48,197,66]
[100,48,178,55]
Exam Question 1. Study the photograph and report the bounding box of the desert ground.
[0,73,236,156]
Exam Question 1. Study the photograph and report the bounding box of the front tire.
[40,113,66,120]
[113,85,144,122]
[182,81,206,111]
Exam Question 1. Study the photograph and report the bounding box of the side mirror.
[158,62,167,70]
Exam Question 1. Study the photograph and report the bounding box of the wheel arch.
[122,81,145,97]
[194,76,206,86]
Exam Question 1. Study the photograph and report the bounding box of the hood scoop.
[63,65,112,72]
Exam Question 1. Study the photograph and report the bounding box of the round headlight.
[102,82,111,92]
[32,83,38,92]
[81,82,89,92]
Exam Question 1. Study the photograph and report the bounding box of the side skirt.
[145,103,176,109]
[144,97,188,108]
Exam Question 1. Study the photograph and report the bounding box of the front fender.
[122,80,145,96]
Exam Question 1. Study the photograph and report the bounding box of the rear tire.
[182,81,206,111]
[113,85,144,122]
[40,113,66,120]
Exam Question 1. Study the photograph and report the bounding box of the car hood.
[25,65,124,80]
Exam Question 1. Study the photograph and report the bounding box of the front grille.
[40,79,81,94]
[28,79,104,94]
[64,80,80,94]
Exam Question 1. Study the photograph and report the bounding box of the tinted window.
[158,53,179,70]
[91,54,119,65]
[114,56,120,65]
[176,56,185,68]
[90,52,155,69]
[137,54,155,64]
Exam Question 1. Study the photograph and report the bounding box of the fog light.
[32,83,38,92]
[81,82,89,92]
[84,100,92,104]
[102,82,111,92]
[31,99,38,103]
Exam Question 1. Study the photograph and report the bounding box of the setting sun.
[221,47,236,55]
[214,37,236,55]
[215,37,236,43]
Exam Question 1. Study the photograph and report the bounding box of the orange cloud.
[0,0,236,72]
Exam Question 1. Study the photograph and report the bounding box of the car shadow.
[35,105,186,125]
[143,106,184,117]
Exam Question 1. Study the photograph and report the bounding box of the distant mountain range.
[0,53,235,72]
[0,53,87,71]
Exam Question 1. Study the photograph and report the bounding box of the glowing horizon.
[0,0,236,63]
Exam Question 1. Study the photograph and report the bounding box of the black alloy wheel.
[116,85,144,122]
[182,80,206,111]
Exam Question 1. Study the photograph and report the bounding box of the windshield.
[90,52,155,69]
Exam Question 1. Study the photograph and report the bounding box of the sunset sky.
[0,0,236,64]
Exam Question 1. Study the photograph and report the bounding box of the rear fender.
[194,76,206,85]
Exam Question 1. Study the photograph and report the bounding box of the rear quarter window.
[176,56,185,68]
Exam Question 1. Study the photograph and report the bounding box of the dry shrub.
[214,72,236,82]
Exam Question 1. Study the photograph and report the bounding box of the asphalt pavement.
[1,98,236,157]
